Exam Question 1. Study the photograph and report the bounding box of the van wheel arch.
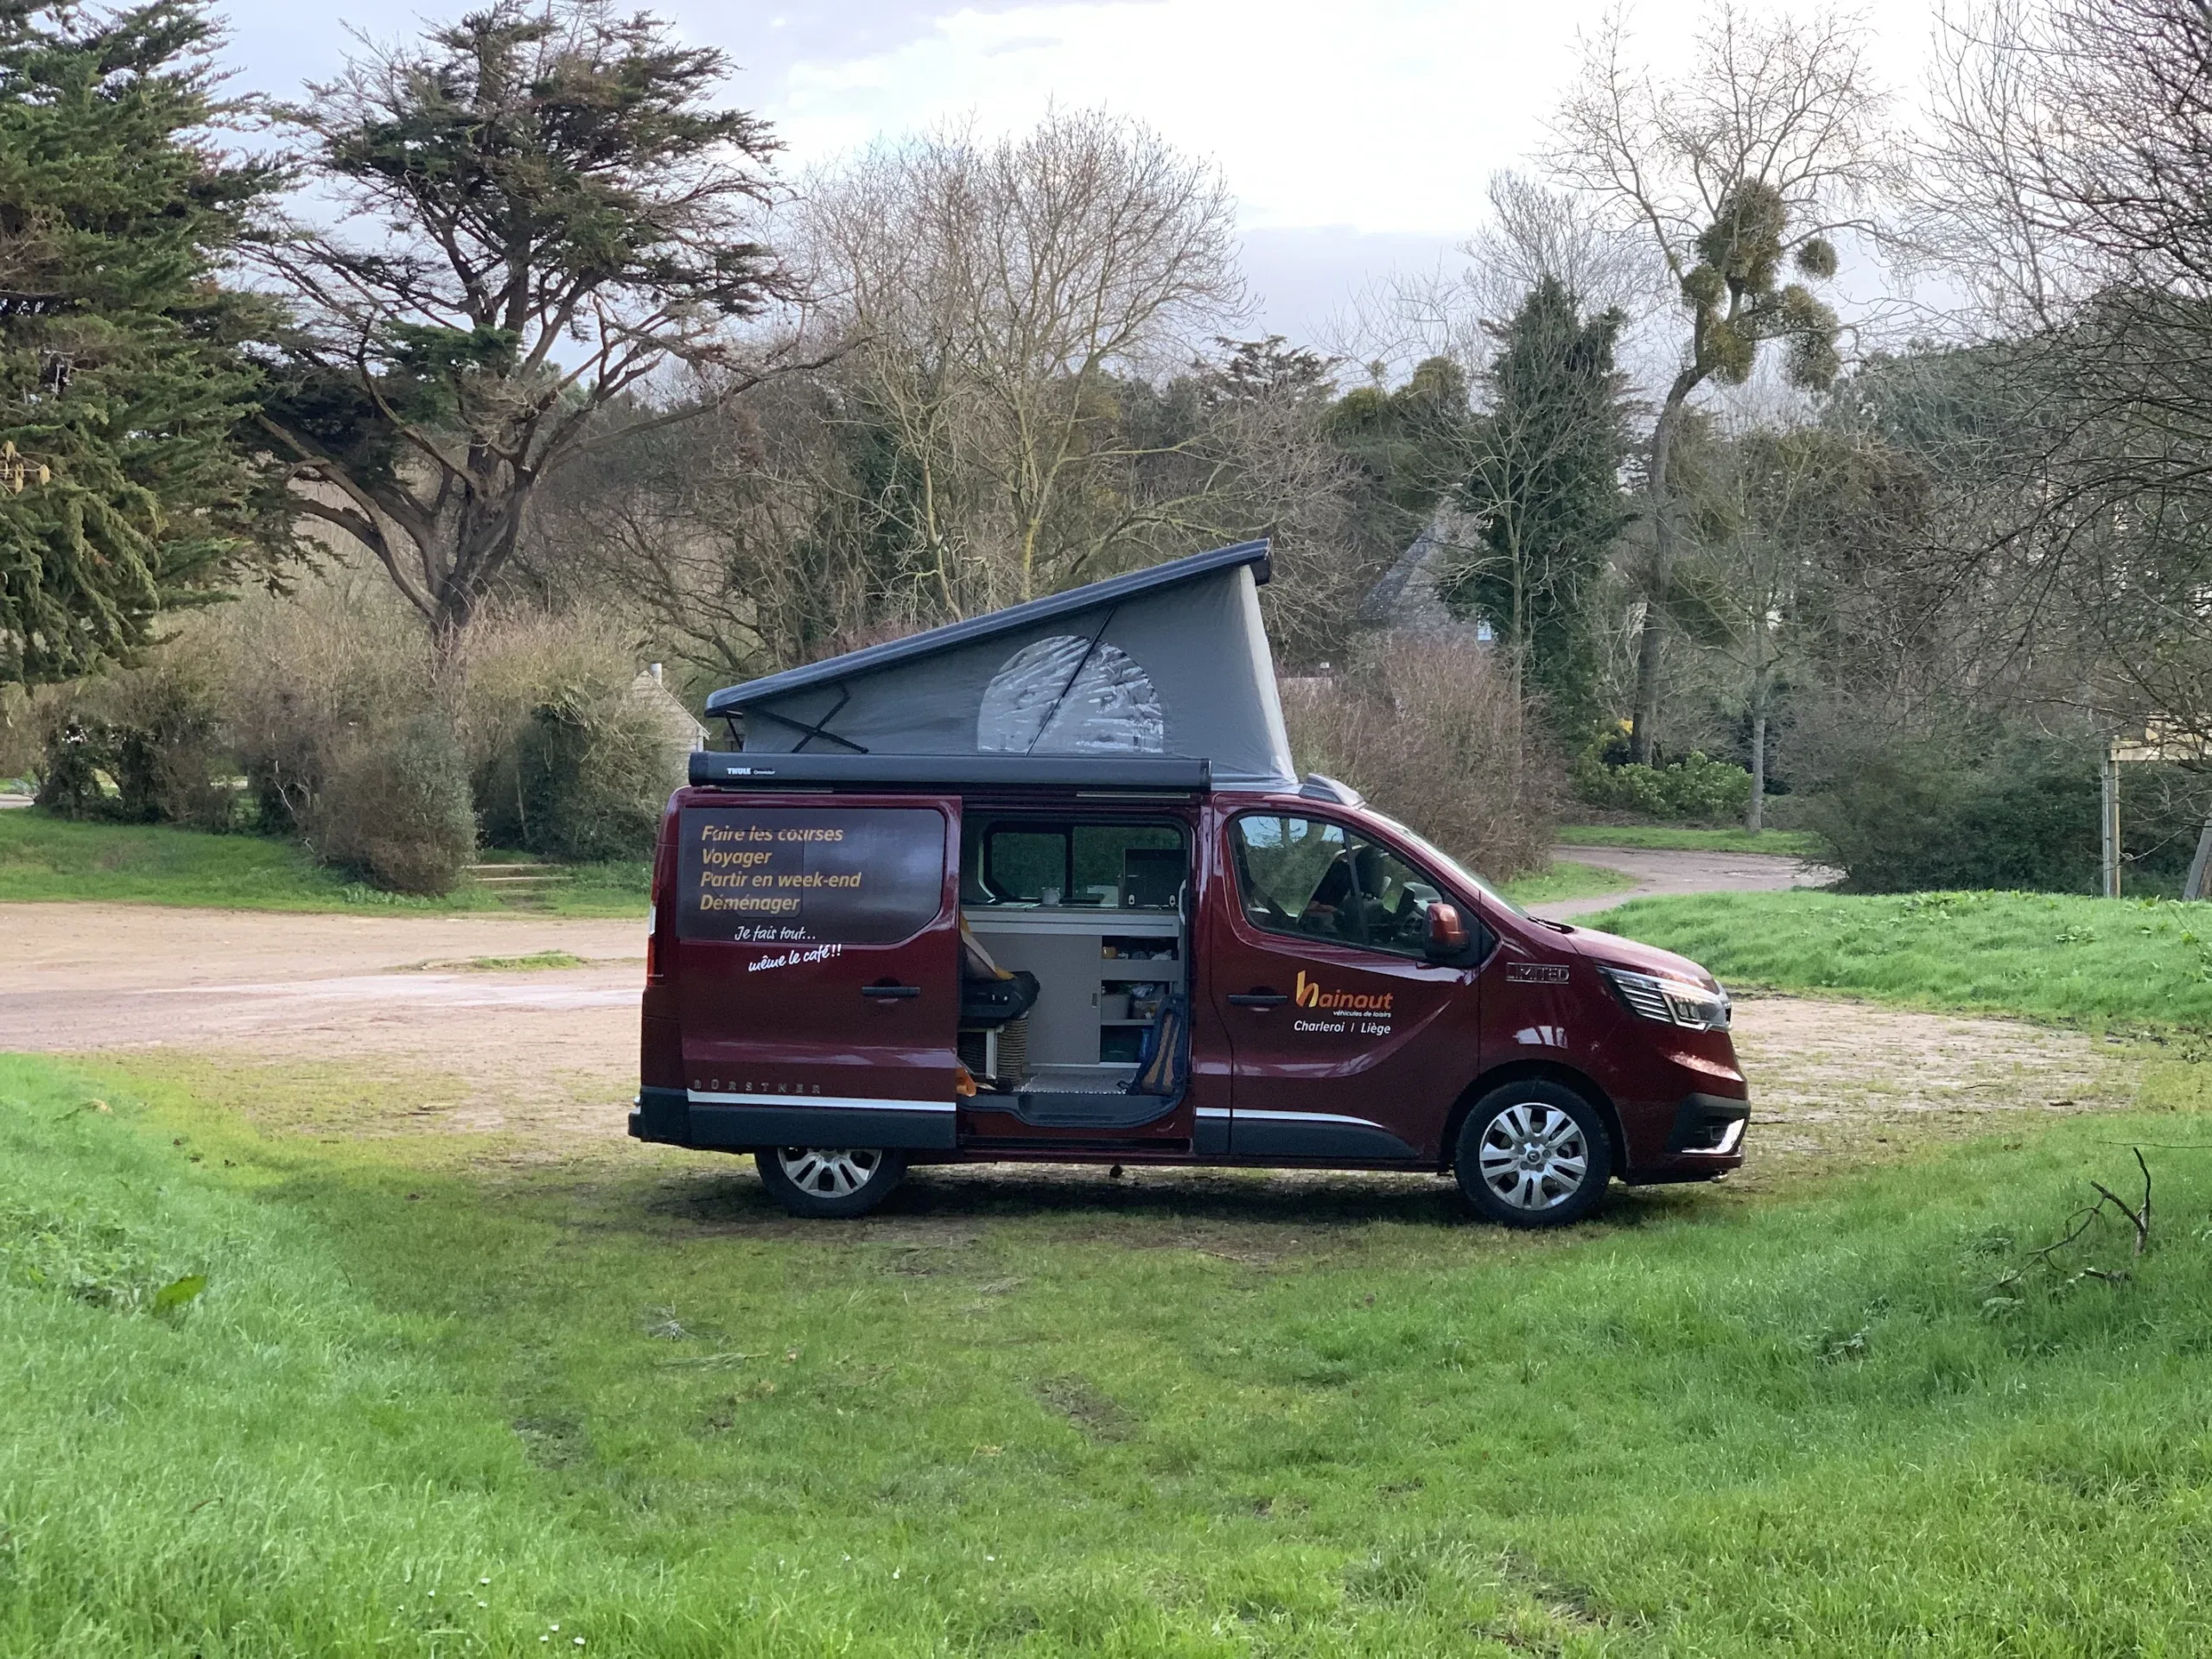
[1442,1063,1624,1179]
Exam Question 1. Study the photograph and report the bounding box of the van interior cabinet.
[964,910,1182,1076]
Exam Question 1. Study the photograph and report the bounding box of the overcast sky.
[216,0,1950,346]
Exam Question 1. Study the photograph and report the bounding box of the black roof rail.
[688,752,1212,791]
[1299,773,1365,807]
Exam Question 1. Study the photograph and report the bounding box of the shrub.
[1281,632,1556,880]
[214,572,434,838]
[311,714,476,896]
[503,683,679,861]
[26,570,691,891]
[1572,748,1753,822]
[454,607,689,862]
[31,716,109,817]
[1799,729,2106,893]
[32,658,232,829]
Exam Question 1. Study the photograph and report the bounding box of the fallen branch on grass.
[2088,1148,2152,1257]
[2015,1148,2153,1283]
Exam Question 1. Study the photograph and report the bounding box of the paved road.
[1528,843,1840,922]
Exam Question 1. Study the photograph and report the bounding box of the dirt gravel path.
[1,902,647,1136]
[0,899,2146,1182]
[1529,843,1841,921]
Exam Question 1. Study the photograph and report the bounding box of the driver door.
[1207,810,1481,1161]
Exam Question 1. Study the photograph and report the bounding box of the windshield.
[1366,812,1529,918]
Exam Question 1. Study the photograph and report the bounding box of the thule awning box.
[702,541,1295,791]
[688,753,1211,791]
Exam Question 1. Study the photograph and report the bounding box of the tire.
[1453,1081,1612,1228]
[754,1146,908,1219]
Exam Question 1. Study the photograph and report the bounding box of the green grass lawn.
[1494,859,1640,906]
[10,1050,2212,1655]
[0,808,647,917]
[1556,823,1829,859]
[1590,887,2212,1030]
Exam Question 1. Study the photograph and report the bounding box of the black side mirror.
[1424,900,1471,961]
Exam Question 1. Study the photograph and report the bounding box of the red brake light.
[647,818,673,982]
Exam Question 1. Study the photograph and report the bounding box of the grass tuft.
[399,950,596,973]
[1496,859,1641,906]
[10,1049,2212,1651]
[0,807,647,916]
[1588,887,2212,1030]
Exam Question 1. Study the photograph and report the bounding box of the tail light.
[646,817,674,982]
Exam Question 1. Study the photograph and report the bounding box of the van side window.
[969,820,1185,908]
[676,806,946,944]
[1229,814,1446,959]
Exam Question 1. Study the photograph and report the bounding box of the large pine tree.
[0,0,282,684]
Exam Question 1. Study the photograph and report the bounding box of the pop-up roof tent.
[699,540,1296,791]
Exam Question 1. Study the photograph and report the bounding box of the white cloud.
[767,0,1943,238]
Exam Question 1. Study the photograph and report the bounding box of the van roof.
[702,540,1271,721]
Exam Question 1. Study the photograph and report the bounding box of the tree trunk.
[1630,379,1695,766]
[434,580,479,640]
[1746,698,1767,835]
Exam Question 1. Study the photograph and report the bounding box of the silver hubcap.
[1475,1103,1589,1211]
[777,1147,883,1198]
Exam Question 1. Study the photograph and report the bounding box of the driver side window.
[1229,814,1445,959]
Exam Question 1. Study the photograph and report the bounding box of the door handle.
[861,984,922,1000]
[1228,990,1288,1007]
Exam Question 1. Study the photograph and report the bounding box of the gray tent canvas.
[704,541,1297,790]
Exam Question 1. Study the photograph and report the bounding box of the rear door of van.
[670,792,961,1150]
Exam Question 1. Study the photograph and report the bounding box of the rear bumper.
[630,1085,957,1152]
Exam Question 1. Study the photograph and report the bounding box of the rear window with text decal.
[677,807,946,944]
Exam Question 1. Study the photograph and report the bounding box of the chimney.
[649,663,664,683]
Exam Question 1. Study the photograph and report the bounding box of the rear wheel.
[755,1146,908,1218]
[1454,1082,1611,1228]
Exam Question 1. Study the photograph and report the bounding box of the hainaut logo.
[1295,970,1394,1013]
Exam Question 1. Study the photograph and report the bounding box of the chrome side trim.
[686,1090,955,1113]
[1232,1109,1393,1130]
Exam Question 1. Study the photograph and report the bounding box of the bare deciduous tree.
[800,109,1247,610]
[1548,3,1892,759]
[1918,0,2212,747]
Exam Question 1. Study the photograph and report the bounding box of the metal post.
[2101,741,2122,899]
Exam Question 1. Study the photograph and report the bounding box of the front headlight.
[1599,966,1731,1031]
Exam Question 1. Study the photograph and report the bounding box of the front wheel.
[755,1146,908,1218]
[1454,1082,1611,1228]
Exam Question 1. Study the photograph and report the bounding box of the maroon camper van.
[634,542,1747,1224]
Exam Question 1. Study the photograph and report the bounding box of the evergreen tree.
[1325,354,1474,572]
[0,0,282,684]
[255,0,791,634]
[1449,276,1630,736]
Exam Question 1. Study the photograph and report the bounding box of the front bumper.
[1621,1092,1749,1185]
